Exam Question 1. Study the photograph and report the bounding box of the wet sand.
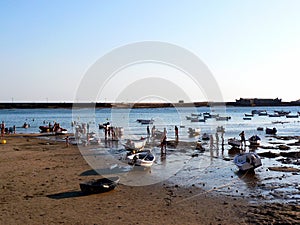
[0,134,299,224]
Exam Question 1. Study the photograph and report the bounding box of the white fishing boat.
[233,152,262,171]
[127,151,155,167]
[123,139,146,151]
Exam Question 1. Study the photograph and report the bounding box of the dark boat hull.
[80,177,119,194]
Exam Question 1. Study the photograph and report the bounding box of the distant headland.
[0,98,299,109]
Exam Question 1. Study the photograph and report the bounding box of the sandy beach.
[0,134,299,225]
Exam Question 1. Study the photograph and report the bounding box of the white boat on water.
[233,152,262,171]
[127,151,155,167]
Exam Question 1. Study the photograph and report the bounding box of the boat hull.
[127,151,155,167]
[234,153,262,171]
[80,176,120,194]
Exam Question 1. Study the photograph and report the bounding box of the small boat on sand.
[228,138,241,148]
[234,152,262,172]
[127,151,155,167]
[123,139,146,151]
[80,176,120,194]
[248,135,261,146]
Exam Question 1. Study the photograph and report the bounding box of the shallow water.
[1,105,300,203]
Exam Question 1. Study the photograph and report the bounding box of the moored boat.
[228,138,241,148]
[274,110,290,116]
[233,152,262,171]
[248,135,261,146]
[127,150,155,167]
[266,127,277,135]
[286,114,299,118]
[123,139,146,151]
[136,119,154,124]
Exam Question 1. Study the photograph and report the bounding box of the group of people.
[1,121,16,136]
[146,125,180,155]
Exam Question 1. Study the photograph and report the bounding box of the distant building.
[235,98,282,106]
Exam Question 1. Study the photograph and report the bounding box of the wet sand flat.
[0,135,299,224]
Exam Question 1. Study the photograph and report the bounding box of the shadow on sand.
[47,191,85,199]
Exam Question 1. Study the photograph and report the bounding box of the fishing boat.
[228,138,241,148]
[123,139,146,151]
[233,152,262,171]
[216,116,231,121]
[286,114,299,118]
[266,127,277,135]
[274,110,290,116]
[248,135,261,146]
[136,119,154,124]
[127,151,156,167]
[80,176,120,194]
[191,118,206,122]
[39,125,67,134]
[258,111,268,116]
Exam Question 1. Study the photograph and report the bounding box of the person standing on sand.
[65,136,69,147]
[151,125,156,137]
[175,125,179,140]
[239,131,246,148]
[147,126,150,137]
[1,121,5,138]
[161,128,167,154]
[215,132,219,149]
[209,134,214,149]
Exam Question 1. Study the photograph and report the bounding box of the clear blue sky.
[1,0,299,102]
